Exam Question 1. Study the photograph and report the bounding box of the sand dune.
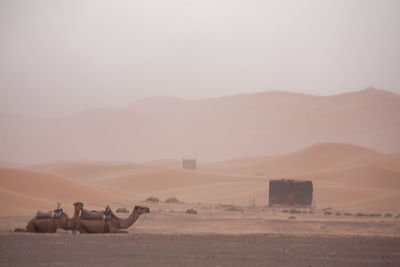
[314,181,400,209]
[0,188,53,215]
[198,143,400,208]
[201,143,382,174]
[27,161,148,180]
[24,160,267,205]
[91,165,261,196]
[0,167,132,215]
[202,143,400,188]
[1,143,400,215]
[1,88,399,163]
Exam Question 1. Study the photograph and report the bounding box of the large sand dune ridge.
[1,143,399,215]
[1,88,399,163]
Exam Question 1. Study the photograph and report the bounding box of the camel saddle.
[35,211,52,219]
[81,209,105,220]
[35,210,64,219]
[53,211,64,218]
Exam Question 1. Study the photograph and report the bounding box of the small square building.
[182,159,196,170]
[268,179,313,207]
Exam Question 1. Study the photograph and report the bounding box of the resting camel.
[14,202,83,233]
[76,205,150,233]
[64,201,84,230]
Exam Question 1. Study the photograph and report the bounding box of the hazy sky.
[0,0,399,116]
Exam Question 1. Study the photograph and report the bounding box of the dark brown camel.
[76,205,150,233]
[14,202,83,233]
[64,202,83,230]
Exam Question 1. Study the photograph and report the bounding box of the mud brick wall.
[269,179,313,206]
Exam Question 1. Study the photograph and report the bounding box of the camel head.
[73,202,84,212]
[134,206,150,214]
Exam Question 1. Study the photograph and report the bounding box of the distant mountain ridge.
[1,88,399,163]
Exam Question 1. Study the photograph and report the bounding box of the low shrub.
[335,212,341,216]
[282,209,289,213]
[165,197,179,203]
[288,216,296,220]
[116,208,129,213]
[384,213,393,218]
[369,213,381,217]
[344,213,353,216]
[395,214,400,219]
[324,211,332,215]
[355,213,381,217]
[146,196,159,202]
[186,208,197,215]
[223,205,243,212]
[289,209,301,214]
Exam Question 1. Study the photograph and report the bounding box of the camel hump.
[35,211,52,219]
[81,209,104,220]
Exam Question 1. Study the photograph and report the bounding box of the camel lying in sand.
[14,202,83,233]
[76,205,150,233]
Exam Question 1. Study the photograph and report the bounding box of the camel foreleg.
[26,219,36,232]
[76,222,88,234]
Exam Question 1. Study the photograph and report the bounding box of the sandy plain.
[1,143,400,266]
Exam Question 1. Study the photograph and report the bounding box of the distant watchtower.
[182,159,196,170]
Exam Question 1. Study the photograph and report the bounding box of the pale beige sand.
[1,143,399,220]
[0,167,132,215]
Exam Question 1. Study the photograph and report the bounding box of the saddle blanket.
[35,211,52,218]
[81,209,104,220]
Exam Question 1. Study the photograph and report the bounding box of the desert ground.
[1,233,400,267]
[1,143,400,266]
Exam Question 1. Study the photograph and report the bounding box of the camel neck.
[118,210,141,229]
[67,209,81,229]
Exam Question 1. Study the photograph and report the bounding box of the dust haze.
[1,0,399,116]
[1,1,400,266]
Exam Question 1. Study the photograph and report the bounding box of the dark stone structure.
[268,179,313,207]
[182,159,196,170]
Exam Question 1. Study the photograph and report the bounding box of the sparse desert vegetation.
[185,208,197,215]
[355,213,382,217]
[165,197,180,203]
[221,204,244,212]
[281,209,301,214]
[116,207,129,213]
[146,196,159,203]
